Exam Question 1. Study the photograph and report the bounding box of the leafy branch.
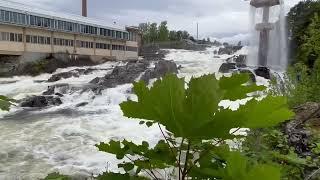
[96,73,294,179]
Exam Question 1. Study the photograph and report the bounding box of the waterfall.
[248,0,288,71]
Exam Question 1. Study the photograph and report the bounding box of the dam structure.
[248,0,288,70]
[0,0,140,62]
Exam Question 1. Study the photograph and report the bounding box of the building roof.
[0,0,127,32]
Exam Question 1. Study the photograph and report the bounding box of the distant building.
[0,1,140,62]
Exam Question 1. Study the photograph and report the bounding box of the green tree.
[169,30,178,41]
[177,30,183,41]
[96,73,293,179]
[287,0,320,66]
[139,23,150,43]
[158,21,169,41]
[148,23,158,43]
[298,13,320,67]
[181,31,190,39]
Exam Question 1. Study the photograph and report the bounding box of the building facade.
[0,1,140,62]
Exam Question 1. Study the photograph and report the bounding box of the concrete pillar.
[73,34,77,54]
[110,39,113,57]
[93,37,96,55]
[258,7,271,67]
[51,31,54,53]
[22,27,26,52]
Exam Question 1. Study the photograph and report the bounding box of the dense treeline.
[288,0,320,68]
[138,21,200,43]
[286,0,320,106]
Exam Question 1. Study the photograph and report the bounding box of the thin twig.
[125,155,158,180]
[178,138,185,180]
[185,128,241,175]
[158,123,177,153]
[158,123,183,177]
[305,168,320,180]
[182,141,191,180]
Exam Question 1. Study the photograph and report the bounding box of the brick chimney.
[82,0,87,17]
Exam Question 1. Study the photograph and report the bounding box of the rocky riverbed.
[0,45,270,179]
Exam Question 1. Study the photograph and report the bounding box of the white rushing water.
[0,46,249,179]
[247,0,288,71]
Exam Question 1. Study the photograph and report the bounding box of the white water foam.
[0,46,252,179]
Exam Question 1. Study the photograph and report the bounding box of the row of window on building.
[0,9,135,41]
[0,32,22,42]
[0,31,137,51]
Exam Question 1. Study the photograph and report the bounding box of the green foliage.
[298,13,320,67]
[288,0,320,67]
[158,21,169,41]
[97,73,294,179]
[283,59,320,107]
[42,173,71,180]
[242,128,308,180]
[97,172,149,180]
[139,21,193,44]
[0,95,15,111]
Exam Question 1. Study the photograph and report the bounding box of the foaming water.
[0,47,244,179]
[247,0,288,71]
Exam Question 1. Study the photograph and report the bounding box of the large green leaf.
[0,95,15,111]
[96,140,176,172]
[120,74,293,139]
[189,146,281,180]
[219,73,266,101]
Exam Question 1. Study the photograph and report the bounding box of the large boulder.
[90,60,150,88]
[218,63,237,73]
[141,60,178,83]
[21,96,62,108]
[48,68,97,82]
[285,102,320,156]
[42,84,70,95]
[218,45,242,55]
[254,67,271,79]
[234,55,247,67]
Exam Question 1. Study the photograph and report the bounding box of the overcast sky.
[7,0,301,40]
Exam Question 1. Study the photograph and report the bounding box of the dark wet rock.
[21,96,62,107]
[254,67,271,79]
[0,80,18,84]
[284,102,320,156]
[239,69,256,82]
[55,93,64,97]
[33,80,46,83]
[90,60,150,89]
[219,63,237,73]
[140,60,178,83]
[218,45,242,55]
[141,44,168,61]
[43,86,56,95]
[48,71,80,82]
[76,102,89,107]
[42,84,70,95]
[47,68,104,82]
[234,55,247,67]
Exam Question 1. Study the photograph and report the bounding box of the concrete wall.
[0,24,139,62]
[53,32,75,54]
[0,25,24,54]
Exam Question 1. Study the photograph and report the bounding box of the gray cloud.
[7,0,301,39]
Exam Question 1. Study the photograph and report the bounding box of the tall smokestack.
[82,0,87,17]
